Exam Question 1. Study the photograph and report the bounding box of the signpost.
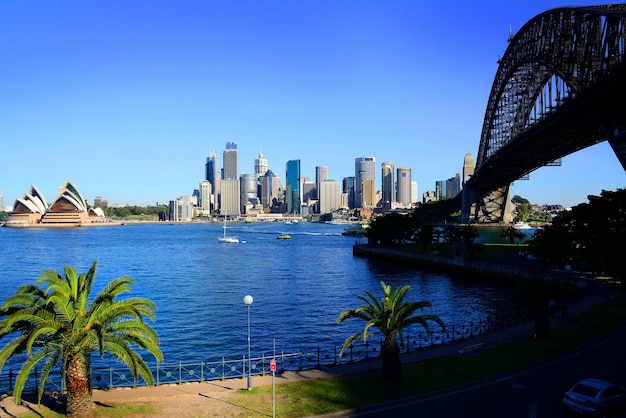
[271,339,276,418]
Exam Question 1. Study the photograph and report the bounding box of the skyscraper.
[205,149,220,213]
[355,157,375,208]
[286,160,301,214]
[396,167,412,206]
[220,179,240,216]
[319,180,341,215]
[315,166,328,200]
[381,162,395,207]
[463,153,475,186]
[240,174,258,214]
[260,169,279,209]
[198,181,211,214]
[255,152,268,178]
[223,142,238,181]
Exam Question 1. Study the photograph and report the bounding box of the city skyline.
[1,1,624,208]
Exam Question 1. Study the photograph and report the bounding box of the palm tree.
[336,281,444,380]
[0,260,163,417]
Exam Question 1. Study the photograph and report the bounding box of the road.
[353,326,626,418]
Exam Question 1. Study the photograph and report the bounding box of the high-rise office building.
[205,149,220,213]
[198,181,211,214]
[411,181,418,204]
[381,162,395,207]
[445,174,461,199]
[220,179,240,215]
[260,169,280,208]
[286,160,301,214]
[319,180,341,215]
[396,167,412,206]
[223,142,238,181]
[355,157,375,208]
[240,174,257,214]
[315,166,328,200]
[463,153,475,186]
[362,179,376,208]
[343,176,356,209]
[255,152,268,178]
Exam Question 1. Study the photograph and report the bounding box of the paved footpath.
[0,281,617,417]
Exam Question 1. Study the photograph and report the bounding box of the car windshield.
[572,383,601,398]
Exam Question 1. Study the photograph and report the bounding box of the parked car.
[563,378,626,416]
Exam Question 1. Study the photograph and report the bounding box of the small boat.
[217,219,239,243]
[513,221,532,230]
[277,234,291,240]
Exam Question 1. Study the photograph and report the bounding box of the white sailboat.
[217,218,239,243]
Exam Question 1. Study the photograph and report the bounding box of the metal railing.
[0,311,529,396]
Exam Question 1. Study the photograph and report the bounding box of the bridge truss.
[463,4,626,223]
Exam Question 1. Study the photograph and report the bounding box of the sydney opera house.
[4,180,115,227]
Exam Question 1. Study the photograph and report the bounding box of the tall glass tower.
[223,142,238,181]
[355,157,375,208]
[286,160,301,214]
[396,167,412,206]
[381,162,395,207]
[205,149,220,213]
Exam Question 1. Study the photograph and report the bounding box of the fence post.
[365,340,369,360]
[317,347,321,368]
[221,357,225,381]
[299,352,303,371]
[242,355,246,380]
[200,362,204,382]
[179,361,182,384]
[156,363,160,386]
[9,369,13,393]
[406,333,410,353]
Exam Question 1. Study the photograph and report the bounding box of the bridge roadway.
[468,64,626,193]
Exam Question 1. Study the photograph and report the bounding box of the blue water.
[0,222,518,369]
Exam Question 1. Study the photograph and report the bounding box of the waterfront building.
[319,179,341,215]
[302,180,316,208]
[396,166,412,206]
[286,160,301,214]
[220,179,240,216]
[198,181,211,215]
[463,153,475,186]
[381,162,395,210]
[240,174,257,214]
[205,149,220,213]
[223,142,238,181]
[355,157,375,208]
[169,195,195,222]
[6,181,110,226]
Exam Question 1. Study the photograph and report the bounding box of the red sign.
[270,359,277,372]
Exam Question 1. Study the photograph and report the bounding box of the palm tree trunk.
[65,352,93,418]
[381,337,402,380]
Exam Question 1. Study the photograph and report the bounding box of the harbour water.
[0,222,520,370]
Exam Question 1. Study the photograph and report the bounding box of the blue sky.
[1,1,624,208]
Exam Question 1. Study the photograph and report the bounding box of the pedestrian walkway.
[0,281,616,418]
[92,280,616,402]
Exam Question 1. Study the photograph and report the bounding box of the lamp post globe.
[244,295,253,390]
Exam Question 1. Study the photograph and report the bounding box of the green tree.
[337,281,444,380]
[0,260,163,417]
[500,226,525,244]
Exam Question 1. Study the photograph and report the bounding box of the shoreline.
[352,243,598,290]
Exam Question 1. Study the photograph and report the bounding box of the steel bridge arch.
[463,4,626,223]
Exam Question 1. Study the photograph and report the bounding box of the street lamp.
[243,294,253,390]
